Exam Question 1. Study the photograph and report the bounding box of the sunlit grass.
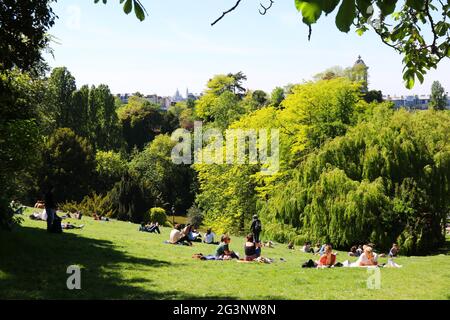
[0,207,449,299]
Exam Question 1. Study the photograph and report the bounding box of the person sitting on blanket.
[169,224,192,246]
[317,244,337,267]
[215,235,239,259]
[244,234,261,261]
[203,228,218,244]
[356,245,378,266]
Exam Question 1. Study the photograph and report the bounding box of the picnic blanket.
[342,259,402,268]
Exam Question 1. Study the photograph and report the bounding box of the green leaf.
[404,73,415,89]
[123,0,132,15]
[377,0,397,16]
[357,0,372,18]
[336,0,356,33]
[295,0,322,25]
[416,71,424,84]
[356,27,366,36]
[405,0,424,11]
[322,0,340,14]
[134,1,146,21]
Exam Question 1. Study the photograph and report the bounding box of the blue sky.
[44,0,450,97]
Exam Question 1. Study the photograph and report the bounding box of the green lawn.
[0,208,449,300]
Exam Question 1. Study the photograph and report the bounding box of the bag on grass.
[302,259,316,268]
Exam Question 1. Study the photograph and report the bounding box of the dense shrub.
[60,192,113,217]
[148,207,167,225]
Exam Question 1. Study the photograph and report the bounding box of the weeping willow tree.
[262,106,450,255]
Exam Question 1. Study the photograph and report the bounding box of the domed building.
[352,55,369,92]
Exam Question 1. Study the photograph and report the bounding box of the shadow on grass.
[427,236,450,256]
[0,225,237,300]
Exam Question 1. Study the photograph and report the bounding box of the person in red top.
[317,244,337,267]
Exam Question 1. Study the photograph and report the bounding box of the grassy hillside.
[0,208,449,300]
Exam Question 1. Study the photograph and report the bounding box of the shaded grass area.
[0,208,449,300]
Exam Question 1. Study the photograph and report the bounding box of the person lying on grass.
[317,244,338,268]
[93,213,109,221]
[62,222,84,230]
[244,234,261,261]
[30,209,47,221]
[356,246,378,266]
[139,222,161,234]
[302,244,339,268]
[169,224,192,246]
[215,235,239,260]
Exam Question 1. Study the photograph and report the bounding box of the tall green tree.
[108,171,151,223]
[270,87,285,109]
[429,81,447,111]
[0,70,43,229]
[46,67,77,131]
[129,135,196,214]
[71,85,90,137]
[261,107,450,255]
[117,96,164,152]
[87,84,122,150]
[0,0,56,72]
[40,128,96,203]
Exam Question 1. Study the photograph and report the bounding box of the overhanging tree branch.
[211,0,243,26]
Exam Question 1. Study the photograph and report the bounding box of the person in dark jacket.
[250,215,262,243]
[44,185,56,232]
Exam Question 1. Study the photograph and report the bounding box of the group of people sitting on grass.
[301,243,401,268]
[168,223,204,245]
[191,233,274,263]
[348,243,399,258]
[30,209,84,231]
[296,240,400,259]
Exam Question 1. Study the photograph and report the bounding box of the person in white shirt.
[203,228,218,244]
[302,241,314,253]
[356,245,378,266]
